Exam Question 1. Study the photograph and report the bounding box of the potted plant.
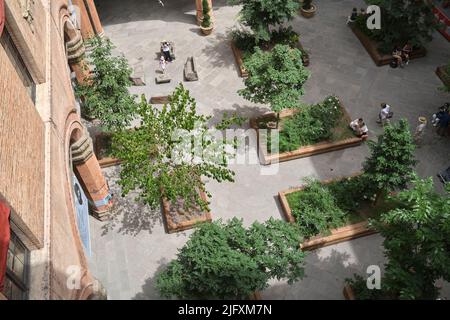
[200,0,213,35]
[300,0,317,18]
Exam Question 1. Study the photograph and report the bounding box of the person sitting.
[392,47,404,68]
[350,118,368,137]
[161,41,172,62]
[347,8,358,24]
[401,42,413,65]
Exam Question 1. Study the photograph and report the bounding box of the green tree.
[239,44,310,114]
[363,119,416,203]
[375,177,450,299]
[201,0,211,28]
[112,84,239,212]
[362,0,438,52]
[229,0,299,43]
[156,217,306,299]
[75,36,137,131]
[348,177,450,299]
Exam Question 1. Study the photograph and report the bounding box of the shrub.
[278,96,343,152]
[239,44,310,114]
[156,218,306,299]
[288,179,347,238]
[357,1,437,53]
[228,0,300,44]
[363,119,416,203]
[75,36,137,131]
[201,0,211,28]
[231,29,257,52]
[270,27,299,48]
[345,275,388,300]
[327,175,375,213]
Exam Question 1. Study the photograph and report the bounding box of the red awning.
[0,0,5,37]
[0,200,10,292]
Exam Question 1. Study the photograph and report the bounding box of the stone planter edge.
[277,173,378,251]
[250,101,364,165]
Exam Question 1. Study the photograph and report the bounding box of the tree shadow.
[132,258,170,300]
[100,165,163,236]
[199,30,237,70]
[260,238,384,299]
[209,103,271,128]
[96,0,232,27]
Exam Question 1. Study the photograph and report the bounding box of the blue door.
[72,175,91,256]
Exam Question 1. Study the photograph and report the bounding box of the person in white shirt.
[377,103,391,125]
[350,118,368,137]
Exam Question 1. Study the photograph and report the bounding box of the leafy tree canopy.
[75,36,137,131]
[239,44,310,113]
[112,84,241,212]
[362,0,438,52]
[373,176,450,299]
[156,217,306,299]
[229,0,299,43]
[363,119,416,195]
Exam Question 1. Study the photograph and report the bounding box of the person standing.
[437,110,450,137]
[377,103,392,126]
[159,56,167,74]
[413,117,427,145]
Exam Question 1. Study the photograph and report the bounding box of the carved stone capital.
[71,129,94,164]
[67,31,86,64]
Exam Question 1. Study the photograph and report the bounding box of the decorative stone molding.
[71,129,94,164]
[67,31,86,64]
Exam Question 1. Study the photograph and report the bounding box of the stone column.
[67,30,90,84]
[71,129,112,221]
[195,0,213,26]
[72,0,104,40]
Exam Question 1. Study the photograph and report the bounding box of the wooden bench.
[150,96,170,104]
[184,56,199,81]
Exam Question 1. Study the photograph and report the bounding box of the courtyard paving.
[87,0,450,300]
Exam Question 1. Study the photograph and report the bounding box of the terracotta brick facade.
[0,0,108,300]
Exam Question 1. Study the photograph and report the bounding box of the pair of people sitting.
[161,41,173,62]
[346,8,365,24]
[392,43,412,68]
[350,118,368,138]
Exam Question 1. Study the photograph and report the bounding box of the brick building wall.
[0,0,106,300]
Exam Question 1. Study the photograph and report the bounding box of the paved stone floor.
[88,0,450,299]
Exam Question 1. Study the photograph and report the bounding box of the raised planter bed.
[93,132,121,168]
[349,24,427,66]
[231,39,310,78]
[278,175,379,251]
[436,65,450,89]
[250,101,364,165]
[161,189,212,234]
